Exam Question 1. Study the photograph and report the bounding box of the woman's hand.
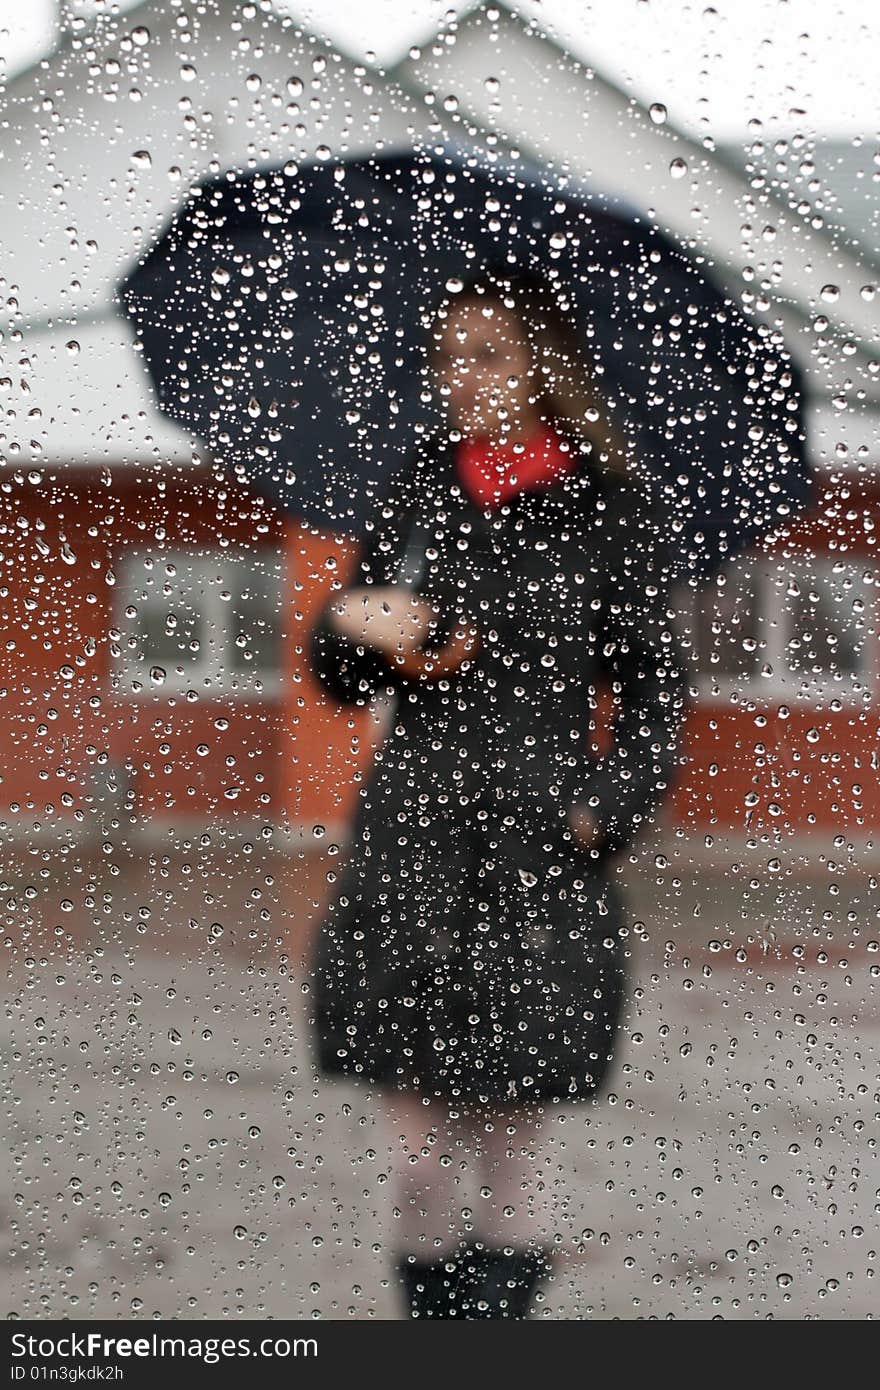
[566,803,604,852]
[327,585,442,660]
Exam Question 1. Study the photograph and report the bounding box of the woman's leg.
[381,1089,558,1317]
[468,1103,557,1251]
[382,1091,558,1254]
[381,1088,476,1259]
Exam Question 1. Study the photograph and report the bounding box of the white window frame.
[674,551,877,707]
[110,546,286,699]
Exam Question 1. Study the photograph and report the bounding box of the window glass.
[114,550,284,693]
[693,555,763,682]
[679,554,875,700]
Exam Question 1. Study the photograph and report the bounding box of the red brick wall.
[1,467,876,842]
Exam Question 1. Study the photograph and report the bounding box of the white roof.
[1,315,201,469]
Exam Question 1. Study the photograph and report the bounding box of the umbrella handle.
[387,617,483,681]
[387,517,482,678]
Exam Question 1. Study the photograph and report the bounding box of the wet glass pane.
[1,0,876,1335]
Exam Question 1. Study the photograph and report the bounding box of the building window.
[674,552,876,703]
[112,548,285,696]
[692,552,764,683]
[785,568,866,682]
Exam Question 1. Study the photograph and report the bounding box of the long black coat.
[307,422,691,1107]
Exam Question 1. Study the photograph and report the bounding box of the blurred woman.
[308,268,690,1317]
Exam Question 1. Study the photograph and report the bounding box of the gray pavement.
[3,848,878,1320]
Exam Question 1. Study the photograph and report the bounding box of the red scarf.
[455,423,575,507]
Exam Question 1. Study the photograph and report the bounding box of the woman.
[308,268,691,1318]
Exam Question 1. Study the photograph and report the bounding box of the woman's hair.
[426,267,631,472]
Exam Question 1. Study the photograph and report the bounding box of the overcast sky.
[0,0,876,140]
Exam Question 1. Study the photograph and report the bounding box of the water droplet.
[131,150,151,170]
[66,340,80,357]
[649,103,667,125]
[180,64,197,83]
[669,158,688,179]
[819,283,840,303]
[131,26,150,46]
[149,666,166,686]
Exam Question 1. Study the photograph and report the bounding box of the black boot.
[467,1245,554,1319]
[447,1240,491,1317]
[395,1246,477,1319]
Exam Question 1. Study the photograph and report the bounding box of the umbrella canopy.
[118,139,812,580]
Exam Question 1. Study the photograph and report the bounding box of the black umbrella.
[118,138,813,580]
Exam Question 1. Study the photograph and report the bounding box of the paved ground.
[3,843,878,1320]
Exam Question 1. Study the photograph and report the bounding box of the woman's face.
[430,296,540,440]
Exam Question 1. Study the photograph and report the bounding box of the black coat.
[307,422,691,1106]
